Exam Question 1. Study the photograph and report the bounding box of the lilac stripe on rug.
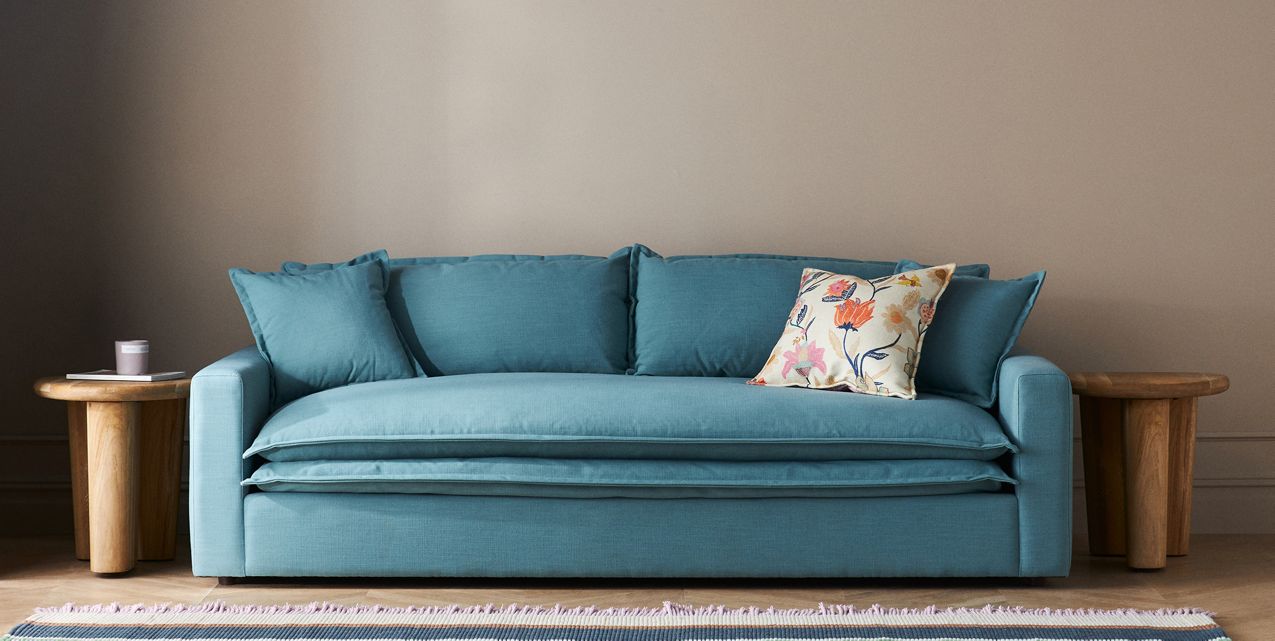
[3,602,1230,641]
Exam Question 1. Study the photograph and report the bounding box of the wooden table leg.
[1123,398,1170,569]
[1080,397,1127,555]
[67,401,90,561]
[1076,397,1127,558]
[1168,397,1198,556]
[86,401,140,574]
[139,398,185,560]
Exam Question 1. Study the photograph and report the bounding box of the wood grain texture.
[1123,399,1170,569]
[86,401,140,574]
[1079,397,1126,556]
[34,378,190,571]
[1068,372,1228,399]
[1168,397,1199,556]
[138,399,185,561]
[1072,370,1231,567]
[66,401,89,561]
[35,377,190,403]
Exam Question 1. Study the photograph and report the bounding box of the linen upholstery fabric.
[383,249,631,375]
[997,354,1072,576]
[750,264,954,399]
[243,458,1014,499]
[280,249,427,377]
[242,492,1020,577]
[228,259,417,406]
[195,348,1073,578]
[192,245,1074,580]
[244,372,1015,462]
[189,347,270,578]
[898,259,1045,407]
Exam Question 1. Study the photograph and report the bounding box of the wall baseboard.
[0,485,191,536]
[1071,486,1275,535]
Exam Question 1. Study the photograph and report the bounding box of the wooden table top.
[34,376,191,402]
[1068,371,1229,399]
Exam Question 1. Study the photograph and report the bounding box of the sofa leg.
[217,576,241,585]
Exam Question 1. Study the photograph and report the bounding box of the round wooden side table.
[34,377,190,575]
[1069,372,1229,570]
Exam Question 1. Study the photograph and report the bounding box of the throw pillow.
[749,263,955,399]
[280,249,426,377]
[897,259,1045,408]
[229,258,418,406]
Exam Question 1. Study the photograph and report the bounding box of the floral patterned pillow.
[749,263,955,399]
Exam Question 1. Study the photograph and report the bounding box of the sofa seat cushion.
[244,458,1014,499]
[245,373,1014,462]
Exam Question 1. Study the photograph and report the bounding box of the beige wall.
[3,1,1273,534]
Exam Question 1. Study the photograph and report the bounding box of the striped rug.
[3,602,1230,641]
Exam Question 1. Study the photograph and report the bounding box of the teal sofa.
[190,246,1072,579]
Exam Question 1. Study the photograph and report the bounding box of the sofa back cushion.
[898,259,1044,408]
[894,259,991,279]
[631,247,901,377]
[383,249,632,375]
[230,256,418,406]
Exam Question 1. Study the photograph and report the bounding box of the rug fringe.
[33,600,1216,618]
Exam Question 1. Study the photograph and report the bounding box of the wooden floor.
[2,535,1273,639]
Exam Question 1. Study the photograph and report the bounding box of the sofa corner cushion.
[907,267,1047,408]
[228,258,417,406]
[384,248,632,376]
[632,249,900,377]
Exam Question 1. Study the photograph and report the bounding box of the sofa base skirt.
[240,491,1024,578]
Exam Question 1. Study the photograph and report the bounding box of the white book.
[66,370,187,382]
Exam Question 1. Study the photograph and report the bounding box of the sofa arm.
[189,347,270,577]
[996,354,1073,577]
